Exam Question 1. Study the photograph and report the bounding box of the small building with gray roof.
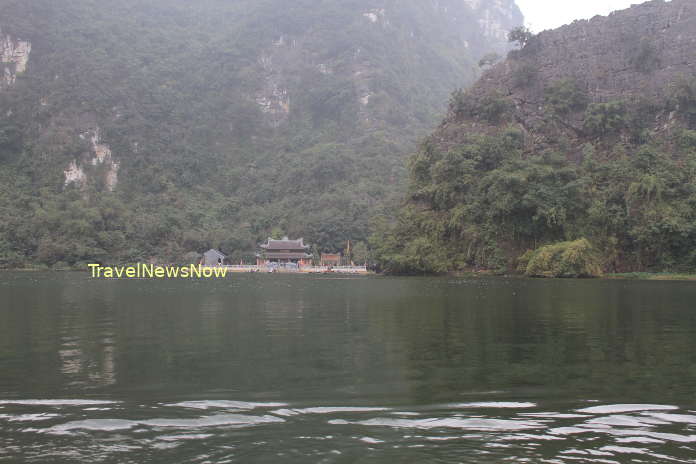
[203,249,227,267]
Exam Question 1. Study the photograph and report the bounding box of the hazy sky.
[516,0,652,32]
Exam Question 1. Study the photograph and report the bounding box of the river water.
[1,272,695,463]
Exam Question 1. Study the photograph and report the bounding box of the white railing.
[332,266,369,273]
[223,265,260,271]
[218,265,370,274]
[302,266,369,274]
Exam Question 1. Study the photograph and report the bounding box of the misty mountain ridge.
[0,0,521,267]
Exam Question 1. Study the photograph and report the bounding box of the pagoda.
[257,237,313,267]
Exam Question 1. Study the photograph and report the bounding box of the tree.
[508,26,533,48]
[478,52,501,68]
[351,241,370,265]
[545,79,588,115]
[583,101,626,137]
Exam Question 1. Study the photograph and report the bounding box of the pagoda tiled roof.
[260,237,310,250]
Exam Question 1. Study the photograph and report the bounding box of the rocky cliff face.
[0,28,30,87]
[0,0,524,190]
[374,0,696,275]
[63,128,119,192]
[248,0,523,130]
[464,0,520,44]
[441,0,696,157]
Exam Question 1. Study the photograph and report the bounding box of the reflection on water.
[1,272,696,463]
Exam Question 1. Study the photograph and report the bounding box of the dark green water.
[1,272,696,463]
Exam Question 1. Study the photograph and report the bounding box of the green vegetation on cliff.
[372,0,696,275]
[373,119,696,275]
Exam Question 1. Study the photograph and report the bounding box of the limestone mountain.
[0,0,522,267]
[373,0,696,275]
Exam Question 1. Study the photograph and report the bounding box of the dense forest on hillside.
[0,0,521,268]
[372,0,696,276]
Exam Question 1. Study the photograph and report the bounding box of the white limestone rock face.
[477,7,512,42]
[468,0,518,43]
[90,130,120,191]
[63,161,87,188]
[363,9,388,26]
[462,0,482,8]
[1,29,31,87]
[317,63,331,75]
[64,128,120,191]
[432,0,521,55]
[255,50,291,128]
[255,82,290,116]
[90,131,112,165]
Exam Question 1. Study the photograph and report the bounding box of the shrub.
[670,76,696,128]
[501,127,525,150]
[583,101,626,137]
[448,90,512,124]
[522,238,603,278]
[676,129,696,151]
[0,244,23,269]
[516,249,535,273]
[478,52,501,68]
[626,97,660,144]
[448,89,473,119]
[478,92,512,124]
[512,62,538,88]
[544,79,587,115]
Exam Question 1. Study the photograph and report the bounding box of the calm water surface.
[1,272,696,463]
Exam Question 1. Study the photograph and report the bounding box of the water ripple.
[328,417,544,431]
[0,399,119,406]
[1,400,695,462]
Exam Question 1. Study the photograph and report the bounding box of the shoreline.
[2,268,695,281]
[450,270,696,281]
[604,273,696,281]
